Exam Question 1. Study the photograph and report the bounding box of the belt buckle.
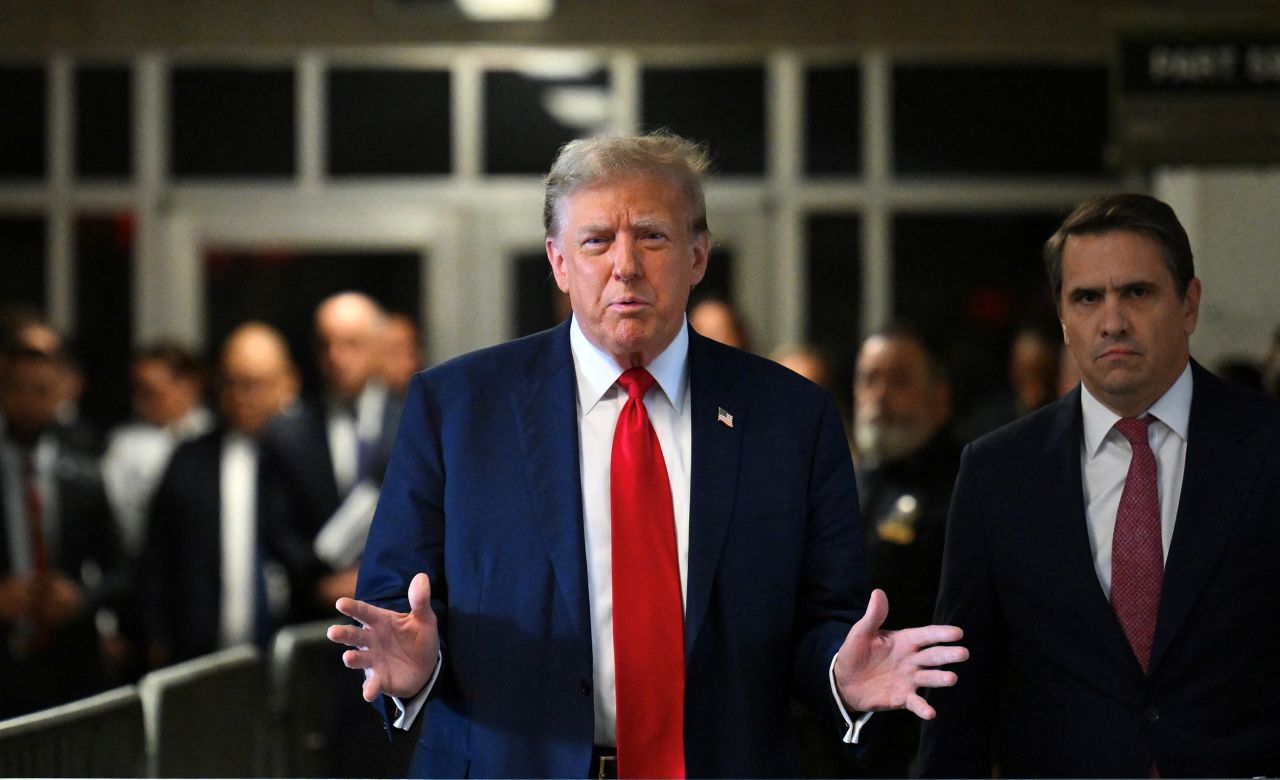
[596,753,617,779]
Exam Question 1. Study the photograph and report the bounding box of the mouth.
[608,298,652,313]
[1097,346,1141,361]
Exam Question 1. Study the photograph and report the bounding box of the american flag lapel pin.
[717,407,734,429]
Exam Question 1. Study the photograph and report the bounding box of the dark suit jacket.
[259,391,401,617]
[143,427,271,662]
[0,428,122,719]
[919,362,1280,778]
[356,321,867,779]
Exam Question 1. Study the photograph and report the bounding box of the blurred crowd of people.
[1,290,1276,774]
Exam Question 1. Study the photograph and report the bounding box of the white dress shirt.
[570,315,693,746]
[219,432,259,648]
[1080,363,1192,598]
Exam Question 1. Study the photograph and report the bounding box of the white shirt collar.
[569,315,689,415]
[1081,361,1193,459]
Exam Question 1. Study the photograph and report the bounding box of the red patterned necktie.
[1111,416,1163,674]
[611,367,685,779]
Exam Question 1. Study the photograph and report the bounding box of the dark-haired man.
[921,193,1280,777]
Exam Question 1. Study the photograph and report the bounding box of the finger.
[895,623,965,648]
[912,669,959,689]
[361,671,382,703]
[408,572,433,617]
[328,624,370,648]
[335,596,388,626]
[851,588,889,640]
[904,692,936,720]
[342,649,373,670]
[912,644,969,668]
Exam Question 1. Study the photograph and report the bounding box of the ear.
[1182,276,1202,336]
[689,231,710,287]
[1059,315,1070,347]
[546,236,570,294]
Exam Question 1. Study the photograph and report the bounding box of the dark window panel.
[203,248,422,398]
[643,66,766,175]
[328,68,451,176]
[171,67,295,178]
[75,66,133,179]
[75,213,134,429]
[805,65,862,176]
[513,250,568,337]
[690,245,734,305]
[893,65,1109,176]
[806,213,861,416]
[485,68,609,175]
[0,67,46,179]
[892,211,1062,419]
[0,216,46,310]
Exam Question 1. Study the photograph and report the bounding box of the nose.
[611,233,643,281]
[1099,295,1128,339]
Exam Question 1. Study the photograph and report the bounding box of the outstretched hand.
[833,589,967,720]
[327,572,440,702]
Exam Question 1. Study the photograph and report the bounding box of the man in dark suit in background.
[920,194,1280,777]
[260,292,402,617]
[143,323,298,665]
[849,323,960,777]
[328,132,967,779]
[0,345,124,718]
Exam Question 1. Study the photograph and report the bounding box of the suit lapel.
[510,323,590,639]
[1150,363,1257,670]
[1032,392,1141,672]
[683,331,743,658]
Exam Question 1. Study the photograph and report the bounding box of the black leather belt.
[590,746,618,779]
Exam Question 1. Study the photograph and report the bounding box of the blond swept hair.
[542,131,711,239]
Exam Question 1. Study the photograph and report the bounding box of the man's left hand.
[833,588,967,720]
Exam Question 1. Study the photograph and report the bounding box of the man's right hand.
[328,572,439,702]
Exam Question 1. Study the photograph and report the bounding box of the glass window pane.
[892,212,1062,418]
[0,216,46,309]
[893,64,1108,176]
[643,66,766,175]
[806,65,862,176]
[806,213,861,413]
[485,66,610,175]
[171,66,295,178]
[512,250,568,338]
[328,68,451,176]
[0,67,46,179]
[76,66,133,179]
[75,213,134,428]
[204,248,422,397]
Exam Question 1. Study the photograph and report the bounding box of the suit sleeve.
[355,372,450,721]
[918,443,1004,778]
[790,394,870,726]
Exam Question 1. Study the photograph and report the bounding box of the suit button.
[580,679,592,696]
[1144,706,1160,723]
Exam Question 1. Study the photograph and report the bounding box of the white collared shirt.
[326,381,388,496]
[219,431,259,648]
[570,315,693,746]
[1080,363,1192,598]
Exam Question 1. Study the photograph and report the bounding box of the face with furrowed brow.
[546,174,709,368]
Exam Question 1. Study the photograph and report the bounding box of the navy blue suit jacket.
[919,362,1280,778]
[356,320,868,778]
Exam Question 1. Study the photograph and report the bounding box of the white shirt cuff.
[390,649,443,730]
[829,652,874,744]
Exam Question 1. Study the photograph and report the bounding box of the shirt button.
[580,679,592,696]
[1144,706,1160,723]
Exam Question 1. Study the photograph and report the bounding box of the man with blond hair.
[331,133,966,779]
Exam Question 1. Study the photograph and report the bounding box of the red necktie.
[611,368,685,779]
[1110,416,1163,673]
